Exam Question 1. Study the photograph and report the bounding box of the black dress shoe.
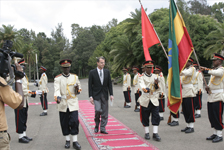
[40,112,47,116]
[134,108,140,112]
[153,133,161,141]
[18,137,29,143]
[100,130,108,134]
[206,134,217,140]
[195,114,201,118]
[212,136,223,143]
[185,128,194,133]
[124,105,131,108]
[94,126,99,133]
[23,136,32,141]
[145,133,150,140]
[73,141,81,150]
[169,121,179,126]
[65,141,70,149]
[181,127,190,132]
[160,117,164,121]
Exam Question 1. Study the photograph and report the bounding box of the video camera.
[0,40,24,84]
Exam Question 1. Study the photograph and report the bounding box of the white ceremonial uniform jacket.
[54,73,81,112]
[207,66,224,103]
[133,73,141,93]
[22,75,31,107]
[180,66,197,98]
[39,72,49,93]
[193,70,204,93]
[138,73,161,107]
[158,72,166,99]
[123,73,131,91]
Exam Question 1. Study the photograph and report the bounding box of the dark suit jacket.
[88,68,113,100]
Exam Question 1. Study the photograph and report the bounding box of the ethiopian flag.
[167,0,194,114]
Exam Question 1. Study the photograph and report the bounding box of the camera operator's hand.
[15,63,23,80]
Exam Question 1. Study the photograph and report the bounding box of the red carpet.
[79,100,158,150]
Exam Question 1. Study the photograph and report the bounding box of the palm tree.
[109,35,137,72]
[124,8,141,39]
[22,43,38,81]
[0,25,23,52]
[203,22,224,59]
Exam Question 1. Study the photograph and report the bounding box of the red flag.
[141,5,160,61]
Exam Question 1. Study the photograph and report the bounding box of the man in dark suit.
[88,56,114,134]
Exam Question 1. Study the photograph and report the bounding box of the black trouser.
[207,101,224,130]
[140,101,160,126]
[171,111,179,118]
[159,98,165,112]
[40,93,48,110]
[59,109,79,136]
[123,91,131,103]
[182,97,195,123]
[135,91,141,107]
[194,92,202,110]
[14,105,28,134]
[94,93,108,131]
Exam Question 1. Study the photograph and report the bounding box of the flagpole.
[173,0,209,88]
[139,0,168,60]
[192,49,209,89]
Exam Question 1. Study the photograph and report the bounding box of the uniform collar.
[144,72,152,77]
[62,73,70,77]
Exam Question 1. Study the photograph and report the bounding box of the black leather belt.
[0,130,7,133]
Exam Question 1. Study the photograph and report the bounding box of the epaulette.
[55,74,62,78]
[139,74,144,77]
[0,77,7,86]
[127,73,129,75]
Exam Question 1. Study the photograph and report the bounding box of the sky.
[0,0,221,41]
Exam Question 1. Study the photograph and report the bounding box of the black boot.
[212,136,223,143]
[206,134,217,140]
[64,141,70,149]
[153,133,161,141]
[18,137,29,143]
[144,133,150,140]
[73,141,81,150]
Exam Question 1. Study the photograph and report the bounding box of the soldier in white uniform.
[180,57,197,133]
[138,60,161,141]
[193,62,204,118]
[154,65,165,121]
[54,59,82,149]
[132,66,141,112]
[200,53,224,143]
[35,66,49,116]
[14,59,33,143]
[122,68,132,108]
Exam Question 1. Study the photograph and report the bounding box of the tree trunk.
[34,64,36,81]
[29,62,31,82]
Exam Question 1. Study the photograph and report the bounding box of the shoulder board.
[139,74,143,77]
[43,74,45,76]
[138,73,140,75]
[198,71,201,73]
[127,73,129,75]
[0,77,7,86]
[55,74,62,78]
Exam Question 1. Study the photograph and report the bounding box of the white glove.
[36,90,42,95]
